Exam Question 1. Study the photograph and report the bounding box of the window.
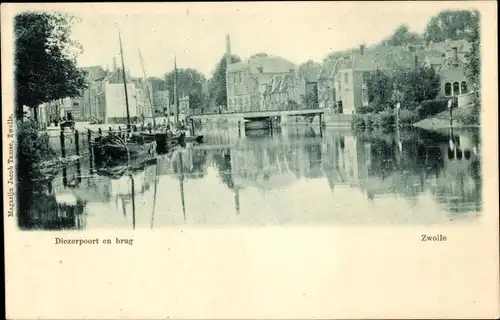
[344,72,349,84]
[363,72,370,83]
[445,82,452,96]
[362,87,369,107]
[453,82,460,96]
[461,81,468,94]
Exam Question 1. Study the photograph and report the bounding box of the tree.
[393,66,440,106]
[147,76,167,92]
[208,54,242,109]
[299,60,322,74]
[14,12,87,119]
[423,10,480,43]
[465,10,480,107]
[164,68,206,110]
[384,25,423,46]
[300,91,319,109]
[366,70,393,112]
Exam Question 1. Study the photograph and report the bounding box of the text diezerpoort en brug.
[55,237,134,246]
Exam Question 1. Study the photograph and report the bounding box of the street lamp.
[448,98,453,127]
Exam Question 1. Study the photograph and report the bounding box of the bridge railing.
[189,103,323,116]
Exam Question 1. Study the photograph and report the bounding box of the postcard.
[2,2,498,319]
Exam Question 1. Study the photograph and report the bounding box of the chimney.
[359,44,365,55]
[452,47,458,66]
[413,52,418,68]
[112,57,117,71]
[445,38,451,47]
[225,34,231,66]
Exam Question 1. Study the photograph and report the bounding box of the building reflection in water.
[20,126,482,229]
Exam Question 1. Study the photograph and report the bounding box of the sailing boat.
[141,55,203,146]
[170,56,204,144]
[93,31,157,164]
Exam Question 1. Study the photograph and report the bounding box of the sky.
[10,2,481,79]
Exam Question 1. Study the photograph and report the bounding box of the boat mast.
[150,162,159,229]
[138,46,156,128]
[130,174,136,230]
[179,151,186,221]
[173,56,180,126]
[119,31,132,131]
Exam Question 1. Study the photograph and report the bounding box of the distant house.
[179,96,190,117]
[420,39,473,101]
[224,34,305,113]
[299,63,322,108]
[259,71,306,111]
[226,54,303,113]
[318,44,416,115]
[153,89,170,115]
[78,66,106,121]
[94,62,153,124]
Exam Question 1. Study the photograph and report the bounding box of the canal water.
[18,124,482,230]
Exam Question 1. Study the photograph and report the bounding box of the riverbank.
[412,105,479,130]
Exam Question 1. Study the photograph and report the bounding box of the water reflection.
[19,126,482,229]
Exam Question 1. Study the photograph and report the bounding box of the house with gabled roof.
[423,39,473,102]
[77,66,107,120]
[224,35,307,113]
[93,58,153,124]
[318,44,417,115]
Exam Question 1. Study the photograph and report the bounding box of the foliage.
[366,70,393,112]
[417,98,455,119]
[398,109,418,125]
[384,25,423,46]
[207,54,242,109]
[164,68,206,109]
[300,91,319,109]
[16,120,56,186]
[464,10,481,106]
[14,12,87,119]
[299,60,322,74]
[249,52,268,59]
[373,108,396,128]
[457,110,479,125]
[393,65,440,106]
[356,105,372,114]
[351,113,366,130]
[363,113,376,127]
[147,76,167,92]
[423,10,480,43]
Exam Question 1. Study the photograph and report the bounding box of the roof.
[318,59,336,80]
[271,75,284,94]
[437,56,467,73]
[227,55,297,74]
[279,74,294,92]
[318,56,354,80]
[107,68,133,84]
[427,39,472,53]
[80,66,106,81]
[350,46,415,71]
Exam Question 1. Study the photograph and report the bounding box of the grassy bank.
[412,105,479,129]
